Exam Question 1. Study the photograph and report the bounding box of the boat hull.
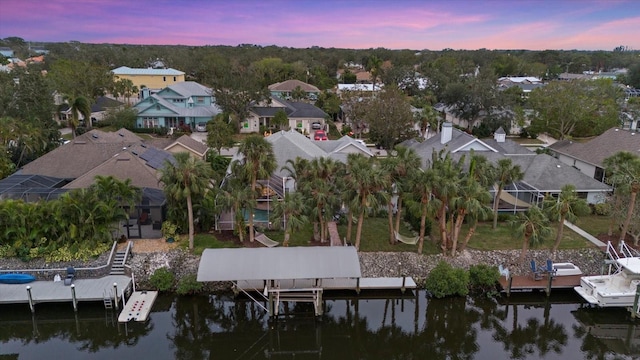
[0,273,36,284]
[574,273,640,307]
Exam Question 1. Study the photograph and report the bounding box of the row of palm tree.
[158,134,639,259]
[0,176,140,260]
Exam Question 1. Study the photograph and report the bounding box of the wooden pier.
[118,291,158,322]
[236,277,417,293]
[0,275,132,312]
[499,274,582,296]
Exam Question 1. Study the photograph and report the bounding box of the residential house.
[164,134,209,160]
[402,123,611,208]
[217,130,373,230]
[549,127,640,183]
[269,79,320,101]
[55,96,125,125]
[336,83,380,96]
[29,46,49,55]
[0,47,14,58]
[242,96,327,135]
[112,66,186,96]
[3,128,176,238]
[497,76,545,98]
[133,81,222,130]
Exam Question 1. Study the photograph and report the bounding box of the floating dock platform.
[118,291,158,323]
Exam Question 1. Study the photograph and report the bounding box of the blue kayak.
[0,273,36,284]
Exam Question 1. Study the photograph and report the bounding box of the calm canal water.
[1,290,638,359]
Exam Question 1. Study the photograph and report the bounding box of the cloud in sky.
[1,0,639,50]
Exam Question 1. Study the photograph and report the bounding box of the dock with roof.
[197,246,416,317]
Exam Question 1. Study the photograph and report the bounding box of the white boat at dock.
[574,257,640,307]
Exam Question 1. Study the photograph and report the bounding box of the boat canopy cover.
[617,257,640,273]
[197,246,362,282]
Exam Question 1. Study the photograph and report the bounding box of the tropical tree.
[298,157,343,243]
[604,151,640,243]
[236,135,276,243]
[345,153,390,250]
[365,85,415,150]
[159,152,213,251]
[271,109,289,131]
[492,158,523,230]
[206,114,236,155]
[64,95,92,137]
[405,167,436,254]
[367,55,383,90]
[270,192,308,246]
[452,161,493,255]
[528,79,621,139]
[380,146,421,244]
[544,184,590,257]
[430,149,464,254]
[218,162,254,242]
[510,206,553,262]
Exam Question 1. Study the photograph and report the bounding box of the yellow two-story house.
[112,66,185,97]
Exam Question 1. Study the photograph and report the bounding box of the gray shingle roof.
[20,129,143,178]
[63,150,163,190]
[402,127,611,193]
[268,79,320,93]
[165,135,209,156]
[265,130,327,177]
[549,127,640,167]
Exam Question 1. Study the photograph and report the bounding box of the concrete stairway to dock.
[109,242,132,276]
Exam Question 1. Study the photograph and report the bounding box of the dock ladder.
[103,290,113,309]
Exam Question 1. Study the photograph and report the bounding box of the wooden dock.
[499,274,582,296]
[236,276,417,293]
[0,275,131,310]
[118,291,158,323]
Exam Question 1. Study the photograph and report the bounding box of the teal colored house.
[133,82,221,130]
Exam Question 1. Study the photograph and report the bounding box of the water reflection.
[1,290,639,359]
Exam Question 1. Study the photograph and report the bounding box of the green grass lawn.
[179,233,239,255]
[185,214,609,254]
[570,214,611,237]
[464,220,595,251]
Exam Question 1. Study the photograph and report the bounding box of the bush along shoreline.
[0,247,605,296]
[130,247,606,296]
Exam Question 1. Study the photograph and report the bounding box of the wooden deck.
[236,276,417,293]
[499,274,582,295]
[0,275,131,306]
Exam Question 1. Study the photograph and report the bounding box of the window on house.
[173,76,176,81]
[142,117,159,128]
[163,76,166,82]
[196,97,204,103]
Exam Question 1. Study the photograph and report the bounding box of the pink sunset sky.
[1,0,639,50]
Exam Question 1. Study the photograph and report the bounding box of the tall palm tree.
[604,151,640,243]
[492,158,523,230]
[270,192,308,246]
[219,163,254,242]
[451,178,492,256]
[345,153,390,250]
[159,152,212,251]
[297,157,343,243]
[430,149,463,254]
[237,135,276,243]
[510,206,553,262]
[406,168,436,254]
[65,95,92,137]
[544,184,590,257]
